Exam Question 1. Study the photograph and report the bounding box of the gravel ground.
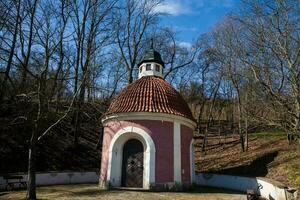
[0,184,246,200]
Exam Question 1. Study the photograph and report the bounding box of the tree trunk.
[244,92,248,151]
[73,110,80,146]
[127,68,133,84]
[73,79,86,146]
[26,76,46,199]
[218,119,221,145]
[244,116,248,151]
[201,123,208,155]
[27,127,37,200]
[232,77,244,152]
[237,102,245,152]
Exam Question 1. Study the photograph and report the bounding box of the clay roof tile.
[105,76,195,121]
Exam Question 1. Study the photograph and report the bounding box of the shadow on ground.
[0,184,247,200]
[70,188,112,196]
[211,151,278,177]
[104,186,244,195]
[190,186,244,195]
[0,192,9,196]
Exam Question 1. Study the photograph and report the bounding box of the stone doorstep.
[110,187,148,191]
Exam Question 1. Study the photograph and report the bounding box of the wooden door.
[121,139,144,188]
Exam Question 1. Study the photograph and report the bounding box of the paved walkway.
[0,184,246,200]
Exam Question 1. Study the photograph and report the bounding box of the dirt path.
[0,184,246,200]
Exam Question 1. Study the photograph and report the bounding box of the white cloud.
[153,0,235,16]
[174,26,198,32]
[154,1,190,16]
[178,41,192,48]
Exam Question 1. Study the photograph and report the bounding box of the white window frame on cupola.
[138,63,163,79]
[155,64,160,72]
[146,64,152,71]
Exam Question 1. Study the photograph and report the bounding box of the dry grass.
[195,131,300,192]
[266,145,300,191]
[195,132,287,173]
[0,184,246,200]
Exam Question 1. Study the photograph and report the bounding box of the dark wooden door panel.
[121,139,144,188]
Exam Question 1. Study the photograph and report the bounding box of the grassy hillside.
[194,131,300,191]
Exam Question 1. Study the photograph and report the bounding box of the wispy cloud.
[154,0,235,16]
[178,41,192,48]
[174,26,198,32]
[154,1,191,16]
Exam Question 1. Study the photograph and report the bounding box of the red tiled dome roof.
[106,76,194,121]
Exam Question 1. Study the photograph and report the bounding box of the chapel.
[99,44,196,190]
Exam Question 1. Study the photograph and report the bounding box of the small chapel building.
[99,45,197,190]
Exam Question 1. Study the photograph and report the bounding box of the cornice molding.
[102,112,197,129]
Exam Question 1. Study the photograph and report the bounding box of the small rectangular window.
[146,64,151,71]
[155,65,160,72]
[139,66,143,73]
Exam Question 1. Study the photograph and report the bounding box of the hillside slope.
[0,100,103,174]
[194,132,300,191]
[1,100,299,193]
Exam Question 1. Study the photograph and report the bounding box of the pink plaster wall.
[100,120,174,183]
[180,124,193,183]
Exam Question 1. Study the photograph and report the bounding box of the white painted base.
[195,173,298,200]
[0,171,99,191]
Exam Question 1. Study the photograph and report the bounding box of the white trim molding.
[102,112,197,130]
[107,126,156,189]
[173,121,181,183]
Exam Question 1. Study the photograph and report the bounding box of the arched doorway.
[107,126,156,189]
[121,139,144,187]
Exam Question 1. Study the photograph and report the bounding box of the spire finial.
[150,38,154,49]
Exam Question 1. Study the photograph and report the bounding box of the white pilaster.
[173,121,181,183]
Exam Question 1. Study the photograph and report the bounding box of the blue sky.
[155,0,240,45]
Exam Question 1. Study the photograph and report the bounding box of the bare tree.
[113,0,161,84]
[0,0,21,99]
[209,18,248,152]
[236,0,300,142]
[70,0,116,145]
[154,28,201,80]
[19,0,39,91]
